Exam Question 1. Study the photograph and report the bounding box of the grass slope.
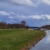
[0,29,45,50]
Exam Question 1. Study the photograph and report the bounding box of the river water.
[30,30,50,50]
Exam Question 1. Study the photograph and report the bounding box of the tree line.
[41,25,50,30]
[0,20,29,29]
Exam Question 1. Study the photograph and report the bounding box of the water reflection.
[30,30,50,50]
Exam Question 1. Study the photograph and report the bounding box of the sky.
[0,0,50,27]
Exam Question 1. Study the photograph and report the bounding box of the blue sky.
[0,0,50,27]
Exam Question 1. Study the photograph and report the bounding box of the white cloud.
[11,0,50,6]
[44,14,50,19]
[41,0,50,5]
[30,14,50,19]
[38,0,50,5]
[16,14,50,20]
[9,16,14,19]
[0,11,10,16]
[29,15,42,19]
[1,0,50,7]
[10,0,37,7]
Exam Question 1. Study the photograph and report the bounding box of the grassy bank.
[0,29,45,50]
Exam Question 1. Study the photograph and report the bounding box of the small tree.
[21,20,26,28]
[21,20,26,26]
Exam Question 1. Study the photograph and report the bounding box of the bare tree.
[21,20,26,26]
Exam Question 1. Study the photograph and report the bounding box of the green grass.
[0,29,45,50]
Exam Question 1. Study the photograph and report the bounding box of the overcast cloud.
[0,0,50,26]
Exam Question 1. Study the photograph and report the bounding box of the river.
[30,30,50,50]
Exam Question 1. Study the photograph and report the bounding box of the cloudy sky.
[0,0,50,27]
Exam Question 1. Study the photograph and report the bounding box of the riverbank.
[21,30,46,50]
[0,29,45,50]
[30,30,50,50]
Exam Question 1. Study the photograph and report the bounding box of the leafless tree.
[21,20,26,26]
